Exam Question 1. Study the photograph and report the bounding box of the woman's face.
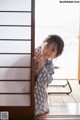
[41,42,57,60]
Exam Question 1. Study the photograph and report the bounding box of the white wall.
[35,0,79,79]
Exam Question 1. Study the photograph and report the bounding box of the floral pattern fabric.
[34,46,54,116]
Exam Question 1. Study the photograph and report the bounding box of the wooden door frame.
[78,21,80,84]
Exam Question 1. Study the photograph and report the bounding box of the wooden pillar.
[78,21,80,84]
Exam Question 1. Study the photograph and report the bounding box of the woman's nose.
[47,49,52,55]
[44,48,51,55]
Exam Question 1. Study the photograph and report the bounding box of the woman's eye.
[46,44,49,47]
[52,48,57,52]
[52,49,55,51]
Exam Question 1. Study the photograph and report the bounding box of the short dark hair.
[43,35,64,57]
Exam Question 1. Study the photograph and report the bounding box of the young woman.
[34,35,64,116]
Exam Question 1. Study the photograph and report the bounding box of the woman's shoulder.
[35,46,41,52]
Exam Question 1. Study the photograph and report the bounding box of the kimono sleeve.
[36,60,54,85]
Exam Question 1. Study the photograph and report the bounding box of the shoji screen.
[0,0,35,119]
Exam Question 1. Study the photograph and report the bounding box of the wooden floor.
[48,79,80,104]
[36,80,80,119]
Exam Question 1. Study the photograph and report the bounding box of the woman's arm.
[35,57,54,85]
[34,52,44,77]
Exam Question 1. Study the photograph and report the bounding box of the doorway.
[35,0,80,118]
[35,0,79,79]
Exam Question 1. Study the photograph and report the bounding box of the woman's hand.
[35,52,44,76]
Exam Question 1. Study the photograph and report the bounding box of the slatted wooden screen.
[0,0,35,119]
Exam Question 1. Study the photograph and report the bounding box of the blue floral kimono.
[34,46,54,116]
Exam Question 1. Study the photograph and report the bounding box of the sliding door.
[0,0,35,119]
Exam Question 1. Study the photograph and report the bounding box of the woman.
[34,35,64,116]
